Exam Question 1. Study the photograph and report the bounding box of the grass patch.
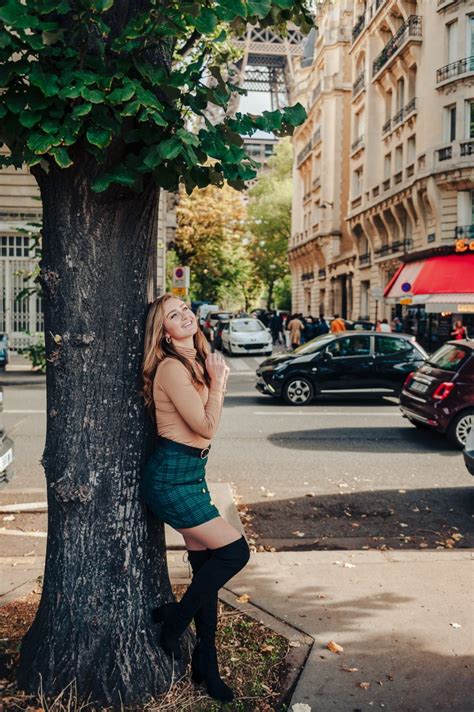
[0,586,293,711]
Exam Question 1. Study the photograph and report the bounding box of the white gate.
[0,234,44,349]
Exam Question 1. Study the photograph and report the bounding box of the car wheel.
[447,409,474,449]
[282,377,314,405]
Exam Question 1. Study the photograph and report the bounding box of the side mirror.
[322,350,333,362]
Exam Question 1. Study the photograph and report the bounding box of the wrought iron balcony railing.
[438,145,452,161]
[318,268,326,279]
[351,135,365,153]
[352,14,365,43]
[404,96,417,116]
[359,252,371,266]
[297,140,312,165]
[352,71,366,97]
[372,16,422,77]
[393,107,404,126]
[382,118,391,135]
[460,140,474,157]
[437,55,474,83]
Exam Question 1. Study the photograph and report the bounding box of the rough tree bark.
[17,156,189,705]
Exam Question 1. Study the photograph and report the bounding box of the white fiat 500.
[221,318,273,356]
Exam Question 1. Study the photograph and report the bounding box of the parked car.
[0,333,9,370]
[222,318,273,356]
[196,303,219,326]
[400,340,474,449]
[463,423,474,475]
[256,332,427,405]
[214,319,231,351]
[0,387,14,487]
[209,311,234,329]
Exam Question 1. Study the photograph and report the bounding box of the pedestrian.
[380,318,392,333]
[287,313,305,350]
[304,315,315,342]
[140,294,250,703]
[392,317,403,333]
[269,310,283,345]
[451,320,468,340]
[319,315,330,334]
[375,319,382,332]
[330,314,346,334]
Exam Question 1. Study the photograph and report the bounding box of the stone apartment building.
[291,0,474,338]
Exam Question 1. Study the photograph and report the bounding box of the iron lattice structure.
[231,24,305,111]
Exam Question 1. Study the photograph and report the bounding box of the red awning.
[384,254,474,301]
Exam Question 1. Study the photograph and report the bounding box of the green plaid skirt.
[140,438,220,529]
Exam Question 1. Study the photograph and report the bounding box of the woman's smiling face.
[163,298,197,341]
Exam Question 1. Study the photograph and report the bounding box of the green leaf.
[91,0,114,12]
[108,84,136,103]
[5,93,26,114]
[159,137,182,160]
[51,146,73,168]
[194,8,218,34]
[72,102,92,119]
[215,0,246,21]
[86,126,112,148]
[246,0,272,18]
[80,87,104,104]
[27,132,54,154]
[19,111,42,128]
[92,165,137,192]
[282,103,307,126]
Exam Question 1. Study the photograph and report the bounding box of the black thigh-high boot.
[153,535,250,660]
[187,550,234,703]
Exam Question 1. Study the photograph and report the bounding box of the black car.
[256,332,428,405]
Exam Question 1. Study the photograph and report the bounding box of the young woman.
[140,293,250,703]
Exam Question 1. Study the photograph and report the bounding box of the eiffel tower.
[230,23,305,173]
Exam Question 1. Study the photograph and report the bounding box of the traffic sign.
[371,287,384,300]
[172,266,190,289]
[172,287,188,297]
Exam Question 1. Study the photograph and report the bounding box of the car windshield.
[231,319,265,333]
[426,344,470,373]
[292,334,335,355]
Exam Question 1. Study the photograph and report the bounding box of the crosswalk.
[224,355,265,374]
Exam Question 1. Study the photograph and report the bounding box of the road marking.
[228,371,254,376]
[226,358,251,371]
[0,528,47,538]
[4,409,46,414]
[252,411,403,416]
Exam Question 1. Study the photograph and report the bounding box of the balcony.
[372,16,422,78]
[438,145,452,161]
[460,140,474,157]
[437,55,474,84]
[383,178,391,191]
[382,118,391,135]
[297,140,312,166]
[301,271,314,282]
[352,13,365,43]
[393,107,404,126]
[406,163,415,178]
[437,0,456,7]
[455,225,474,239]
[352,71,366,98]
[351,134,365,154]
[404,96,417,117]
[359,252,371,267]
[394,171,403,185]
[318,268,327,279]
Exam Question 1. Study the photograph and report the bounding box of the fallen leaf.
[450,622,462,629]
[265,491,275,497]
[419,542,429,548]
[334,561,356,568]
[398,489,406,493]
[261,644,274,652]
[291,704,312,712]
[236,593,250,603]
[2,514,15,522]
[399,523,409,528]
[358,681,371,689]
[291,530,305,537]
[342,666,358,672]
[289,640,301,648]
[327,640,344,654]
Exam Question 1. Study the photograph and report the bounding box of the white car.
[221,318,273,356]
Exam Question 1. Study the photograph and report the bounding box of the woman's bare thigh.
[176,517,242,551]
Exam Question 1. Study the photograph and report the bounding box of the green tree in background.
[246,137,293,309]
[0,1,310,703]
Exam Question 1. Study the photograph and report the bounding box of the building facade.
[290,0,356,319]
[291,0,474,335]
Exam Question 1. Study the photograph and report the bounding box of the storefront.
[384,252,474,351]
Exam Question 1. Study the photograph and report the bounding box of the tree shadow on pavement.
[268,426,459,455]
[240,487,474,550]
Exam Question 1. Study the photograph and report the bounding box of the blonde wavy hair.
[140,293,211,423]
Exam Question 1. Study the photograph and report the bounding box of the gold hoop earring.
[165,334,171,344]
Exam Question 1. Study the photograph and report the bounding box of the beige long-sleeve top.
[153,345,224,448]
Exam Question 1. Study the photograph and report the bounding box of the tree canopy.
[0,0,310,194]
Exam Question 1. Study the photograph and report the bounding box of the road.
[1,350,473,553]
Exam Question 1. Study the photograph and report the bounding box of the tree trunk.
[17,158,189,706]
[267,280,275,310]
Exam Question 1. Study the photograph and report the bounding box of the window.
[360,281,370,319]
[354,109,364,138]
[469,16,474,57]
[466,100,474,139]
[447,21,458,64]
[0,235,32,258]
[375,336,412,356]
[407,135,416,163]
[427,344,469,372]
[444,104,457,142]
[327,335,371,357]
[353,167,363,196]
[385,90,392,122]
[384,153,392,180]
[395,145,403,171]
[396,77,405,112]
[230,320,265,333]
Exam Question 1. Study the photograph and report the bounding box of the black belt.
[156,436,211,460]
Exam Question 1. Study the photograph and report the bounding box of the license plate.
[0,447,13,472]
[411,381,428,394]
